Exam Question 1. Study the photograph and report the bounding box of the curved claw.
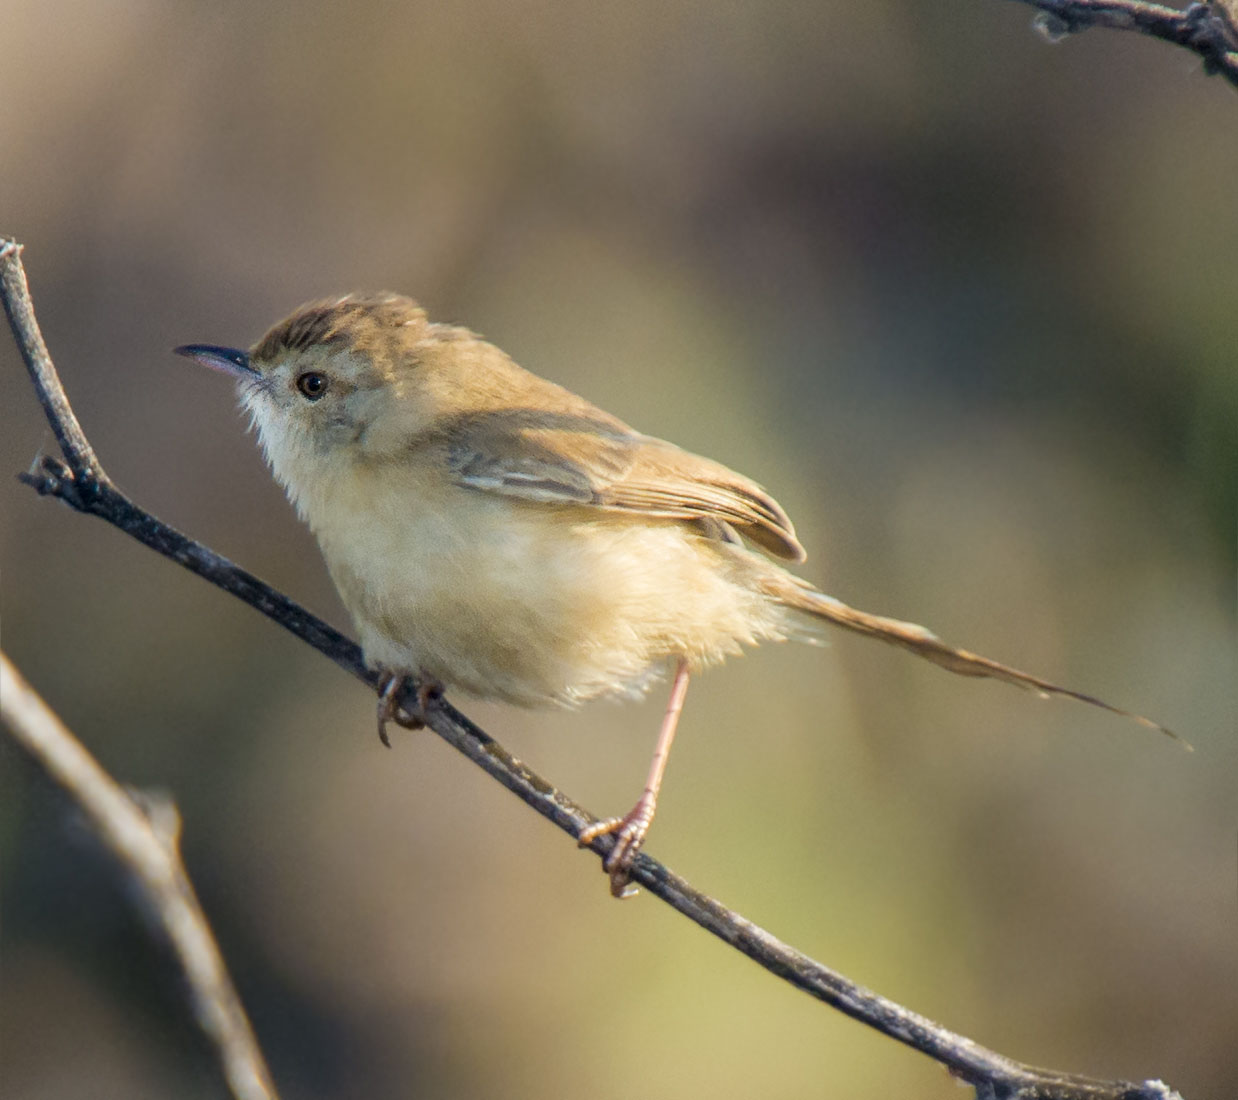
[578,800,656,898]
[375,673,442,747]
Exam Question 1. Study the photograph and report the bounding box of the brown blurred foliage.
[1,2,1235,1098]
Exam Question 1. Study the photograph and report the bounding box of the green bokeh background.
[2,2,1234,1097]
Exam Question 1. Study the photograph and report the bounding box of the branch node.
[18,453,101,509]
[1034,11,1081,41]
[1183,3,1238,72]
[20,453,69,494]
[129,786,185,852]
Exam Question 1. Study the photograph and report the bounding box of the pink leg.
[578,658,691,897]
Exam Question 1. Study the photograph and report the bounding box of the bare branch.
[1,236,1186,1100]
[1004,0,1238,88]
[0,241,106,484]
[0,652,278,1100]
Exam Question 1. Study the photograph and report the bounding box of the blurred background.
[1,1,1235,1097]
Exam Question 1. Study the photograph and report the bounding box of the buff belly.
[307,466,794,708]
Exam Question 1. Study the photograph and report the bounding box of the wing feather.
[443,409,805,561]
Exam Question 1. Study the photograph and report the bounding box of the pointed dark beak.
[173,343,259,379]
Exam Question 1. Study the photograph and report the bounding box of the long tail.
[768,579,1185,747]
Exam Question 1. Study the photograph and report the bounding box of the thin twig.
[0,236,1185,1100]
[1004,0,1238,88]
[0,242,106,483]
[0,652,278,1100]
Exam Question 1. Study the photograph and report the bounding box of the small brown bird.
[176,293,1175,896]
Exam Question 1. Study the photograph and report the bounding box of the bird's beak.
[173,344,258,380]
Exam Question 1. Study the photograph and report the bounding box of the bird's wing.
[443,408,805,561]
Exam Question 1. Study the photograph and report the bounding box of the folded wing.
[445,408,805,561]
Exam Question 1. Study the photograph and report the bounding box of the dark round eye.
[296,371,328,400]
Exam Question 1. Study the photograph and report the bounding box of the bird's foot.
[577,794,657,899]
[376,672,442,747]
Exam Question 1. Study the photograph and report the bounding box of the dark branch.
[1004,0,1238,88]
[1,237,1185,1100]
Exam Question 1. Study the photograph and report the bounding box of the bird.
[175,292,1177,896]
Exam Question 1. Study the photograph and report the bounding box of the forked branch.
[1004,0,1238,88]
[1,238,1184,1100]
[0,653,277,1100]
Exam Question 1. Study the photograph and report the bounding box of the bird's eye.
[296,372,328,400]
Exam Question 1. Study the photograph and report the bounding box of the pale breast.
[296,457,791,707]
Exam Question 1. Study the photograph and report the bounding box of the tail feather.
[772,582,1185,747]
